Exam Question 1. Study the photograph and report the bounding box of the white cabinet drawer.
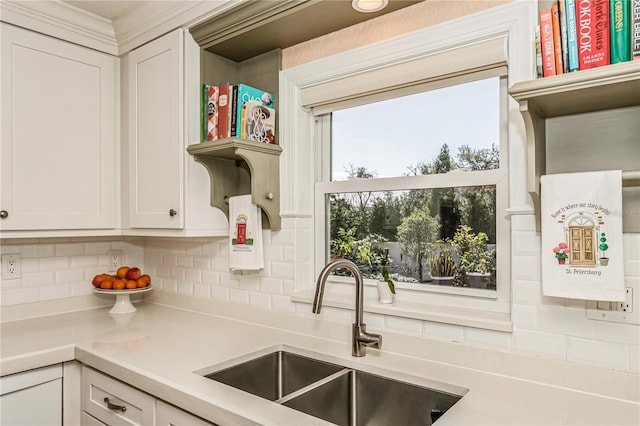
[82,367,154,425]
[81,411,107,425]
[156,400,215,426]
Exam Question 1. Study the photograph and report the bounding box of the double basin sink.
[196,346,467,425]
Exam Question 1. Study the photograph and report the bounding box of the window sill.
[291,286,513,332]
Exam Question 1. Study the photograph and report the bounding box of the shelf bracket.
[187,139,282,230]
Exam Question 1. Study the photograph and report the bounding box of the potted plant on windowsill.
[429,243,457,286]
[378,265,396,304]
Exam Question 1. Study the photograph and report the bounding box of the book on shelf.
[552,2,565,74]
[577,0,610,69]
[559,0,570,72]
[217,83,233,139]
[609,0,631,63]
[203,85,219,142]
[536,25,543,77]
[634,0,640,59]
[230,85,239,137]
[241,100,275,144]
[540,8,557,76]
[566,0,580,71]
[233,84,275,141]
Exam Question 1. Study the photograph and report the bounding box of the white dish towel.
[228,195,264,272]
[541,170,625,301]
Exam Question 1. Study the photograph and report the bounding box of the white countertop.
[1,302,639,425]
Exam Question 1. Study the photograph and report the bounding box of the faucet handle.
[353,323,382,356]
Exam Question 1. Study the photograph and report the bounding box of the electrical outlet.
[2,254,22,279]
[107,249,123,271]
[586,282,639,325]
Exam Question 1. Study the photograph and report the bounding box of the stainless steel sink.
[202,350,344,401]
[197,347,467,425]
[282,369,462,426]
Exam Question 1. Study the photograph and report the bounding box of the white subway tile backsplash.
[201,270,219,286]
[211,285,229,302]
[464,328,511,350]
[177,282,194,296]
[260,277,283,294]
[22,244,53,258]
[40,284,71,300]
[55,269,84,285]
[595,321,640,346]
[23,271,55,288]
[271,261,294,279]
[55,243,85,256]
[193,256,211,271]
[193,283,211,299]
[229,288,250,305]
[39,256,70,271]
[630,345,639,373]
[537,305,597,339]
[70,255,100,268]
[567,337,630,370]
[185,269,202,284]
[249,291,271,309]
[511,304,537,329]
[422,321,464,343]
[512,255,541,281]
[511,231,540,255]
[3,288,39,305]
[513,329,566,359]
[384,316,422,336]
[177,254,193,268]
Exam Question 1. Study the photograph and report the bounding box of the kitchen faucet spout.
[313,259,382,357]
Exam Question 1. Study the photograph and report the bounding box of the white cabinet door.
[156,400,214,426]
[0,23,117,232]
[127,29,184,229]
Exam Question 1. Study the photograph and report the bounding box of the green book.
[610,0,631,64]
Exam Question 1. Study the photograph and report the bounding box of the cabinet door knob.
[104,397,127,413]
[169,209,177,217]
[0,210,7,219]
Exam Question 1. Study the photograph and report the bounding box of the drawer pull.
[104,397,127,413]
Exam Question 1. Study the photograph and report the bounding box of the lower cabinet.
[0,364,62,426]
[81,366,214,425]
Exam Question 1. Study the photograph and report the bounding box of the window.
[316,76,508,297]
[282,1,534,322]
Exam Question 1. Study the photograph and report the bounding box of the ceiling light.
[352,0,389,13]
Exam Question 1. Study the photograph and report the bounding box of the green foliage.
[429,243,457,277]
[396,208,441,281]
[453,225,495,274]
[381,265,395,294]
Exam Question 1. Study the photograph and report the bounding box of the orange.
[125,280,138,290]
[139,274,151,285]
[112,279,125,290]
[116,266,130,279]
[100,280,114,290]
[136,277,148,288]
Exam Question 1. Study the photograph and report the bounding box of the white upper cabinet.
[124,29,228,236]
[0,23,118,235]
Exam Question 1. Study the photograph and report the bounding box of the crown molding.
[0,0,118,55]
[114,0,239,55]
[0,0,240,56]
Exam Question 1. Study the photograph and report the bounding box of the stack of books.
[201,83,275,144]
[536,0,638,78]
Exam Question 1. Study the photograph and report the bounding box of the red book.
[577,0,610,69]
[540,8,556,77]
[551,3,564,74]
[217,83,233,139]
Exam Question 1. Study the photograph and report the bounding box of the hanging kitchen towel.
[229,195,264,272]
[541,170,625,301]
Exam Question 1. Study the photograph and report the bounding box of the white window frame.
[280,2,536,329]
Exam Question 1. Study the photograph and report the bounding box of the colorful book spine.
[233,84,275,139]
[230,85,239,137]
[566,0,580,70]
[610,0,631,63]
[559,0,570,72]
[200,84,206,143]
[204,85,219,142]
[217,83,233,139]
[634,0,640,59]
[540,8,557,76]
[552,3,565,74]
[577,0,610,69]
[535,25,543,77]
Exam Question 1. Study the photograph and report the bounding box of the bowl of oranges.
[92,266,152,314]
